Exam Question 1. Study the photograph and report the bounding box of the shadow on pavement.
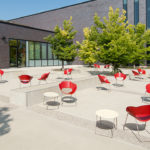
[0,107,12,136]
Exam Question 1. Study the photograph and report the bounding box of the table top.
[43,92,59,98]
[96,109,118,118]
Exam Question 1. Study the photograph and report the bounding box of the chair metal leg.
[135,119,141,136]
[123,113,129,130]
[61,95,63,106]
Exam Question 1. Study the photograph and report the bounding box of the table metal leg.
[115,117,118,129]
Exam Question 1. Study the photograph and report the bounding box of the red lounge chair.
[59,81,77,105]
[94,64,100,68]
[94,64,100,72]
[0,69,4,80]
[64,68,72,79]
[137,68,142,74]
[38,72,50,84]
[98,75,110,90]
[18,75,33,87]
[132,70,146,79]
[130,70,142,80]
[114,72,126,85]
[104,64,110,69]
[138,68,146,75]
[124,105,150,142]
[132,70,140,76]
[144,84,150,100]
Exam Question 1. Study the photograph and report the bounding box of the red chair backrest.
[39,72,50,80]
[141,69,146,75]
[132,70,140,76]
[94,64,97,68]
[146,84,150,93]
[137,68,142,73]
[126,105,150,122]
[68,68,72,74]
[98,75,110,84]
[0,69,4,76]
[19,75,33,84]
[114,73,126,80]
[59,81,77,95]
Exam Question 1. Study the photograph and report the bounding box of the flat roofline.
[9,0,96,21]
[0,20,54,33]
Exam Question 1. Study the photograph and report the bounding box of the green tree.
[93,7,132,73]
[93,7,150,72]
[77,27,98,66]
[44,17,77,70]
[127,23,150,66]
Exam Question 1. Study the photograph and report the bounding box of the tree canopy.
[44,17,77,70]
[77,27,98,66]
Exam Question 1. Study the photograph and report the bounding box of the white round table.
[43,92,59,109]
[95,109,119,137]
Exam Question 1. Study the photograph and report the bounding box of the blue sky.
[0,0,88,20]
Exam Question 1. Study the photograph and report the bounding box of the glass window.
[134,0,139,25]
[147,0,150,29]
[18,40,26,67]
[123,0,128,22]
[9,39,17,47]
[42,60,47,66]
[35,42,41,60]
[48,60,53,66]
[54,60,59,66]
[41,43,47,60]
[48,44,53,59]
[28,42,34,60]
[35,60,41,67]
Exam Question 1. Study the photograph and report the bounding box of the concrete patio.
[0,65,150,149]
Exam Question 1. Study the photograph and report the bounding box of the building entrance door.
[9,39,26,67]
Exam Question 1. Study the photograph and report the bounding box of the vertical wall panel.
[139,0,146,24]
[128,0,134,24]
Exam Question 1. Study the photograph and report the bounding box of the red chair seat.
[19,75,33,84]
[126,105,150,122]
[59,81,77,95]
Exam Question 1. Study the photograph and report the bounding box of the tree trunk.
[113,64,119,74]
[62,60,64,70]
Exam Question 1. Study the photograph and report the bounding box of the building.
[0,0,150,68]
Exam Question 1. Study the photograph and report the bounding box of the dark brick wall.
[10,0,123,42]
[0,22,53,68]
